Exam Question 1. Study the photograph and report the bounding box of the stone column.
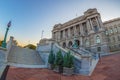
[79,24,81,35]
[88,19,92,30]
[97,16,104,27]
[80,37,83,47]
[95,16,100,28]
[57,31,60,41]
[74,25,77,36]
[80,24,84,35]
[55,32,57,41]
[86,19,91,33]
[68,28,71,38]
[57,31,59,41]
[89,19,94,33]
[60,31,62,39]
[90,19,93,30]
[65,29,69,39]
[63,30,65,39]
[71,27,74,37]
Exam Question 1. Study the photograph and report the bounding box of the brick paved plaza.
[6,53,120,80]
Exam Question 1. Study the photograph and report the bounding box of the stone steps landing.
[7,46,44,65]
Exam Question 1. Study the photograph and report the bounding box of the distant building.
[52,8,120,54]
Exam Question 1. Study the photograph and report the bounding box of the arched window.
[96,35,101,44]
[110,28,113,34]
[75,40,80,47]
[63,42,66,48]
[68,41,73,47]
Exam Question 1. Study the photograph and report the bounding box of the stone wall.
[103,18,120,52]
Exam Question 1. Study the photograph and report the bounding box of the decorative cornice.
[103,17,120,24]
[52,8,99,31]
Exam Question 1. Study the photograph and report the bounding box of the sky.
[0,0,120,46]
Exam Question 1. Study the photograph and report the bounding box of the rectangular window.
[105,30,108,35]
[114,27,118,33]
[97,47,101,52]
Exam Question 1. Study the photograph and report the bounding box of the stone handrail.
[79,47,95,57]
[54,43,82,60]
[54,43,68,53]
[66,47,82,55]
[65,47,82,60]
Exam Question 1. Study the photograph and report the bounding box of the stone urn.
[53,66,59,72]
[63,67,74,76]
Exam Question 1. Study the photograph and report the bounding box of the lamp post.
[2,21,11,48]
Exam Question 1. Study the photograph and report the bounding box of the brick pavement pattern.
[6,53,120,80]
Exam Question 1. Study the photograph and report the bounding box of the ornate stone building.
[103,18,120,52]
[52,8,120,54]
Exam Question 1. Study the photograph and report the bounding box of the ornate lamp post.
[2,21,11,48]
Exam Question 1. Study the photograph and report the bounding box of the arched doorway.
[75,40,80,47]
[68,41,73,48]
[63,42,66,48]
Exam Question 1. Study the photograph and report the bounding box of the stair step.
[7,46,44,65]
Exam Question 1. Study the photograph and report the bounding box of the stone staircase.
[7,45,45,67]
[53,43,99,75]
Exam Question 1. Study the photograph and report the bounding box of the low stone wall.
[38,52,49,68]
[0,50,7,79]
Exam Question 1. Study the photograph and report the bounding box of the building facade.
[103,18,120,52]
[52,8,120,54]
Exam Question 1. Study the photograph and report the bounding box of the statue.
[72,36,79,49]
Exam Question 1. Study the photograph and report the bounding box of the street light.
[2,21,11,48]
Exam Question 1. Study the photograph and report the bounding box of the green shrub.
[48,50,55,65]
[24,44,36,50]
[55,50,63,66]
[63,51,74,68]
[55,50,64,73]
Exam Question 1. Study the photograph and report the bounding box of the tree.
[0,40,3,46]
[24,44,36,50]
[55,50,64,73]
[48,50,55,69]
[63,51,74,75]
[55,50,63,66]
[63,53,68,67]
[63,51,74,68]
